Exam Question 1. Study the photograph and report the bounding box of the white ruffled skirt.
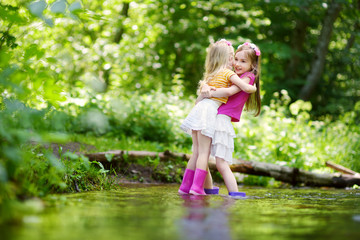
[180,99,222,138]
[210,114,236,164]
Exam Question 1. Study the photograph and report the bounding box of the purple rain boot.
[204,186,219,195]
[229,192,246,198]
[178,169,195,195]
[189,168,208,195]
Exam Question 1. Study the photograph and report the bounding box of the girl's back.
[208,68,235,104]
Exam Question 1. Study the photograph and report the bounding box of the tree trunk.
[344,0,360,51]
[285,16,308,80]
[83,150,190,162]
[299,1,342,100]
[82,150,360,188]
[114,2,130,43]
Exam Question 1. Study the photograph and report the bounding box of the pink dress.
[210,72,255,163]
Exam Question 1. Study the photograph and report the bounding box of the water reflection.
[1,185,360,240]
[178,195,236,240]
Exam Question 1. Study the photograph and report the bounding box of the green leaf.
[105,153,114,162]
[50,0,67,14]
[0,5,26,24]
[40,132,69,143]
[45,152,65,172]
[43,17,54,27]
[69,1,82,12]
[80,155,90,170]
[28,0,47,17]
[63,152,79,160]
[0,163,8,183]
[46,57,57,63]
[24,44,39,60]
[92,161,105,170]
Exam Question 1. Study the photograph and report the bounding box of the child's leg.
[216,157,238,193]
[179,131,199,194]
[203,165,213,189]
[186,130,199,170]
[195,132,212,170]
[189,131,214,189]
[189,132,212,195]
[203,165,220,194]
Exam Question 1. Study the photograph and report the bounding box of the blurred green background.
[0,0,359,223]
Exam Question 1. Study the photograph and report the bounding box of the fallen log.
[83,150,190,162]
[208,160,360,188]
[81,150,360,188]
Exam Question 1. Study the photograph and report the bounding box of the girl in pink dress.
[201,42,262,197]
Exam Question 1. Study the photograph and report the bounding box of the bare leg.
[196,132,212,170]
[186,130,199,170]
[203,165,213,189]
[179,131,199,194]
[188,132,213,195]
[216,157,238,193]
[189,131,213,189]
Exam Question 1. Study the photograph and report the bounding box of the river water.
[2,184,360,240]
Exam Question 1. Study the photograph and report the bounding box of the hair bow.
[217,38,232,46]
[238,42,261,56]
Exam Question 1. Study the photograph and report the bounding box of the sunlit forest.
[1,0,360,224]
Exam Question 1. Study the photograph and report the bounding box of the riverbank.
[43,141,185,185]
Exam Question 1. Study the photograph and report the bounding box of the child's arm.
[207,85,241,98]
[230,74,256,93]
[201,77,254,98]
[195,94,205,104]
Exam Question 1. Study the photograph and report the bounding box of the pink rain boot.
[189,168,208,195]
[178,169,195,194]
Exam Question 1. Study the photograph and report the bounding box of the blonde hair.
[236,44,262,116]
[198,40,233,92]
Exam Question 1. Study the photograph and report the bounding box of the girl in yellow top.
[179,39,257,195]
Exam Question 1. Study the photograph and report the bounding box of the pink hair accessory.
[217,38,232,47]
[238,42,261,56]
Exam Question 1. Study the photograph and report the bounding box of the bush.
[111,91,182,143]
[40,90,193,146]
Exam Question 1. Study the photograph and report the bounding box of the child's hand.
[251,85,257,93]
[201,84,216,98]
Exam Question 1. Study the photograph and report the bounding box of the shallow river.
[2,184,360,240]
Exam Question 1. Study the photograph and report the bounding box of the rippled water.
[2,184,360,240]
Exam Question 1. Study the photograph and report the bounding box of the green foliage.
[27,90,193,146]
[2,0,359,116]
[1,0,360,223]
[243,175,270,187]
[1,141,114,198]
[109,91,189,144]
[0,98,113,224]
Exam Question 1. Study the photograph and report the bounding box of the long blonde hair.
[198,40,233,91]
[236,44,262,116]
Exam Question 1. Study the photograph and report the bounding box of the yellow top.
[208,68,235,103]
